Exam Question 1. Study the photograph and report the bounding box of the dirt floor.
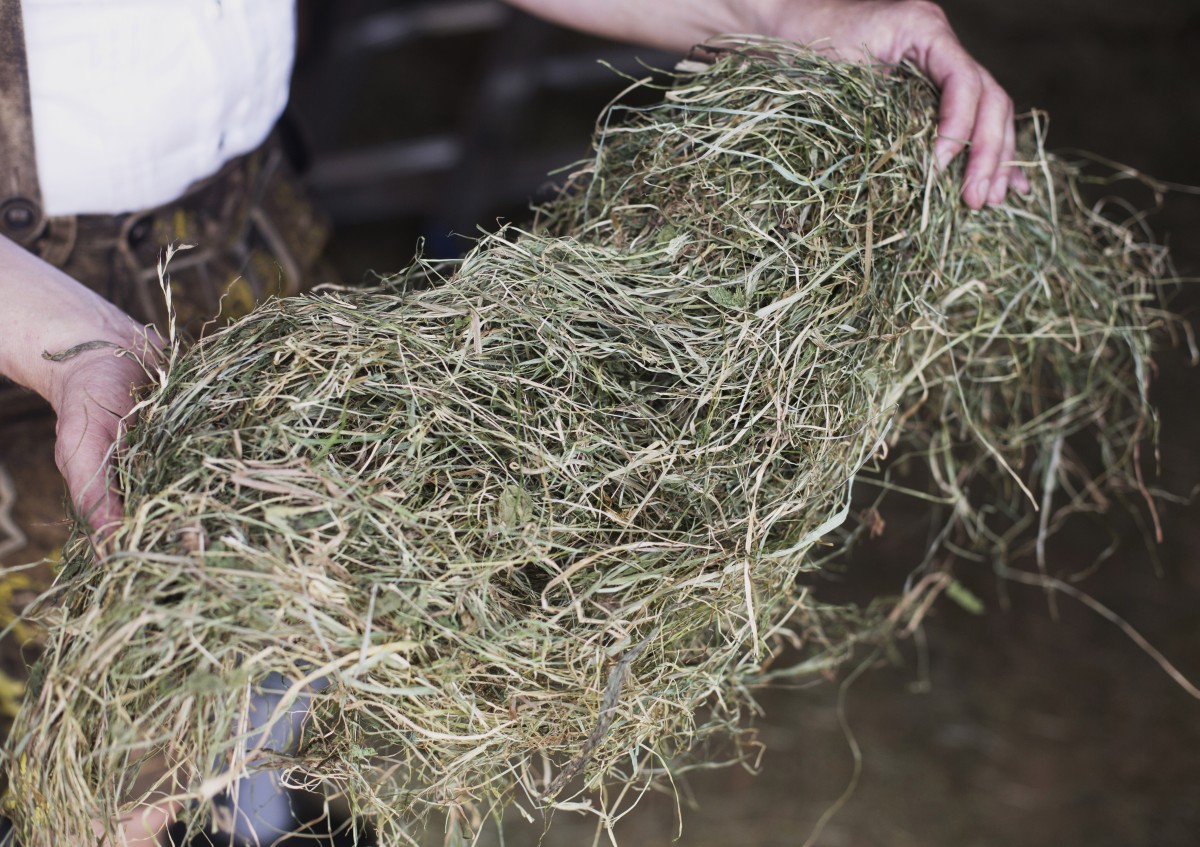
[3,1,1200,845]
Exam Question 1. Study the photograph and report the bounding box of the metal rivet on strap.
[126,215,153,247]
[0,197,40,233]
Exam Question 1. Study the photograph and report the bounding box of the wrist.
[751,0,839,42]
[0,236,149,407]
[39,336,145,412]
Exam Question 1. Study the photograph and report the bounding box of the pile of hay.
[4,39,1173,845]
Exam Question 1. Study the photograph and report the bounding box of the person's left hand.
[506,0,1028,210]
[766,0,1030,209]
[0,236,164,538]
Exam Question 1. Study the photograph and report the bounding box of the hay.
[3,39,1174,845]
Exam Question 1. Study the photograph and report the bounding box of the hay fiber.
[3,38,1176,845]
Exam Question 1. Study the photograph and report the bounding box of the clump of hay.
[4,39,1174,845]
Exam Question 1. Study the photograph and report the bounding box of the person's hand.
[47,337,161,535]
[0,234,162,537]
[505,0,1026,209]
[766,0,1029,209]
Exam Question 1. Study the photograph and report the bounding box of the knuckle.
[980,83,1008,111]
[904,0,950,24]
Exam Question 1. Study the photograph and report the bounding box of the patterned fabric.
[0,466,21,562]
[32,137,334,336]
[0,135,338,416]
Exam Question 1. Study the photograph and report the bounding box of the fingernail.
[974,178,990,207]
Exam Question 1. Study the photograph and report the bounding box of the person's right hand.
[0,234,161,536]
[48,335,161,534]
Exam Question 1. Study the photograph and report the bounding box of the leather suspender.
[0,0,47,248]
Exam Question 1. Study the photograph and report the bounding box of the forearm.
[501,0,777,53]
[0,234,144,407]
[500,0,954,67]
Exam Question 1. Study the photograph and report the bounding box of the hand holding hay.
[3,40,1173,846]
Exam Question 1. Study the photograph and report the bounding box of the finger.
[988,170,1009,207]
[92,418,133,538]
[987,109,1013,205]
[92,798,181,847]
[993,111,1018,203]
[962,77,1012,209]
[55,404,124,534]
[921,30,987,169]
[930,52,983,171]
[84,481,123,538]
[65,439,123,534]
[1012,165,1031,195]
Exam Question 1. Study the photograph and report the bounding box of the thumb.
[56,400,125,534]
